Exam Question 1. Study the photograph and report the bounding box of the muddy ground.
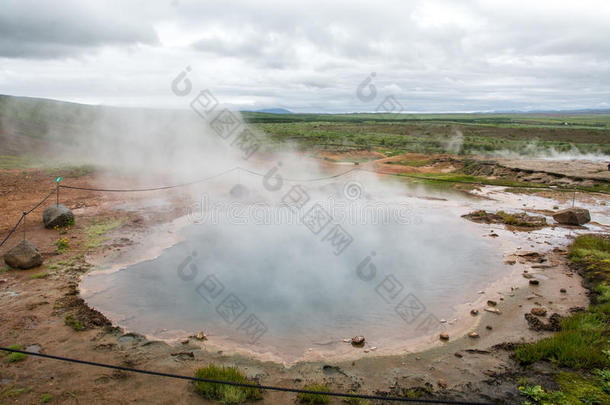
[0,154,608,404]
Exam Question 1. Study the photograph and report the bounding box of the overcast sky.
[1,0,609,113]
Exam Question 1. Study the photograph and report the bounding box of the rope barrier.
[0,348,501,405]
[1,164,606,248]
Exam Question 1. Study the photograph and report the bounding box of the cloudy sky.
[1,0,609,113]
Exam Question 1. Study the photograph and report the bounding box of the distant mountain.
[487,108,610,115]
[253,108,292,114]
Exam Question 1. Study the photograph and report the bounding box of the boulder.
[42,204,74,229]
[4,240,43,269]
[552,208,590,225]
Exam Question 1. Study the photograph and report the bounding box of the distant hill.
[252,108,292,114]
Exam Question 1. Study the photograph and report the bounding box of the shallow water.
[82,185,504,362]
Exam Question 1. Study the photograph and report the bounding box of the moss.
[29,272,49,280]
[193,365,262,404]
[555,372,610,404]
[297,384,330,404]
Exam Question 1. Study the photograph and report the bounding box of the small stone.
[351,336,365,346]
[439,333,449,341]
[504,259,516,265]
[342,338,351,343]
[454,352,463,358]
[523,273,533,279]
[487,300,497,307]
[180,338,189,344]
[363,349,370,353]
[529,279,540,285]
[486,325,493,330]
[470,309,479,316]
[560,288,567,293]
[484,308,502,315]
[437,379,448,389]
[439,319,447,323]
[468,332,479,338]
[370,346,377,351]
[531,307,547,317]
[195,331,207,341]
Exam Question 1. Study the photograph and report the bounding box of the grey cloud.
[0,0,159,59]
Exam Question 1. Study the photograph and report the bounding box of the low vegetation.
[29,271,49,280]
[64,314,85,331]
[86,218,123,249]
[515,234,610,403]
[53,236,70,253]
[193,365,262,404]
[463,210,547,228]
[5,344,27,363]
[297,384,331,404]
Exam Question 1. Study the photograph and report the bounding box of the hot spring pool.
[81,194,503,362]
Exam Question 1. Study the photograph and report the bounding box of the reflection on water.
[82,194,502,362]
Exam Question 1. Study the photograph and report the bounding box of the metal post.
[23,212,26,241]
[572,190,576,208]
[56,183,59,207]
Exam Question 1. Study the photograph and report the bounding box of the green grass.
[297,384,330,404]
[193,365,262,404]
[5,344,27,363]
[85,218,123,249]
[0,385,32,399]
[516,234,610,370]
[40,393,53,403]
[568,234,610,285]
[29,272,49,279]
[64,314,85,331]
[515,311,608,369]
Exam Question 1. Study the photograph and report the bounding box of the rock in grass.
[552,208,590,225]
[468,332,479,338]
[4,240,43,269]
[439,333,449,341]
[43,204,74,228]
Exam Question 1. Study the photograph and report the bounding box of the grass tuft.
[297,384,330,404]
[5,344,27,363]
[193,365,262,404]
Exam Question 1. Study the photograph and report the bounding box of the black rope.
[0,189,55,248]
[0,348,500,405]
[0,213,24,248]
[58,167,239,192]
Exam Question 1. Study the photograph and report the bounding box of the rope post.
[22,211,27,241]
[56,182,59,207]
[572,190,576,207]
